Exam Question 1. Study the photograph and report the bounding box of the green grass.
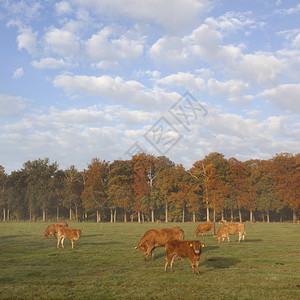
[0,222,299,299]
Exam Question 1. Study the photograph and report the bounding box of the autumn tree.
[228,158,249,222]
[81,158,109,222]
[272,153,299,222]
[107,160,134,222]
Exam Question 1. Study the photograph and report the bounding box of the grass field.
[0,222,299,300]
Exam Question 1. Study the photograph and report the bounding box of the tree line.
[0,152,299,223]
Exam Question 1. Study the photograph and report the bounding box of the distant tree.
[107,160,134,222]
[23,158,58,221]
[0,166,7,221]
[81,158,109,222]
[272,153,299,223]
[228,158,249,222]
[6,170,28,221]
[63,166,83,221]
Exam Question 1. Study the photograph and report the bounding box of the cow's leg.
[61,237,65,248]
[227,235,230,242]
[189,258,195,274]
[165,254,171,272]
[150,249,154,260]
[71,239,74,249]
[195,258,200,274]
[170,254,177,272]
[238,232,241,243]
[57,236,61,248]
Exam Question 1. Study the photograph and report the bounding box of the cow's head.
[135,243,147,254]
[214,235,221,243]
[189,241,204,254]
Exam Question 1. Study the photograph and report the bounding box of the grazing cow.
[215,223,246,243]
[57,227,83,249]
[194,222,215,237]
[135,227,184,260]
[165,240,205,274]
[43,222,68,239]
[218,220,227,224]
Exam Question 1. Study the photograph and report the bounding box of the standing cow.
[135,227,184,260]
[214,223,246,243]
[43,222,68,239]
[194,222,215,237]
[165,240,205,274]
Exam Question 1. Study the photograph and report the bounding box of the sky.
[0,0,299,174]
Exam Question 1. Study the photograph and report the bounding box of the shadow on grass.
[0,234,32,240]
[201,256,240,269]
[244,239,263,243]
[202,245,219,252]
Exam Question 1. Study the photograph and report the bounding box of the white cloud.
[0,94,28,117]
[53,74,178,110]
[31,57,72,69]
[12,67,24,79]
[85,26,144,64]
[158,72,205,91]
[74,0,212,34]
[258,83,300,112]
[55,1,73,15]
[16,26,38,55]
[45,28,80,56]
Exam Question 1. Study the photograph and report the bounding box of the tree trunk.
[267,211,270,223]
[110,209,113,222]
[97,210,99,223]
[293,210,297,223]
[124,211,127,222]
[138,211,141,223]
[238,207,242,223]
[43,209,46,222]
[142,212,145,223]
[206,202,210,222]
[213,208,216,223]
[182,205,185,223]
[69,208,72,220]
[75,205,78,221]
[221,209,224,221]
[114,209,117,223]
[250,210,253,223]
[230,208,234,222]
[165,203,168,223]
[3,207,6,221]
[7,209,10,221]
[56,207,59,222]
[193,211,196,223]
[151,209,154,223]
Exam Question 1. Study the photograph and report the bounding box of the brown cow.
[165,240,205,274]
[43,222,68,239]
[135,227,184,260]
[194,222,215,237]
[57,227,83,249]
[215,223,246,243]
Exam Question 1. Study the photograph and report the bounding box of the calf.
[165,240,205,274]
[215,223,246,243]
[194,222,215,237]
[57,227,83,249]
[135,227,184,260]
[43,222,68,239]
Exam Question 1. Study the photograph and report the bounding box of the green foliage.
[0,222,299,299]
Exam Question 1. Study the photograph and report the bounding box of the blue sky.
[0,0,299,173]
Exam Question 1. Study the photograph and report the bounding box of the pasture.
[0,222,299,300]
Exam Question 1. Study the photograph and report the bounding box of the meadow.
[0,221,299,300]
